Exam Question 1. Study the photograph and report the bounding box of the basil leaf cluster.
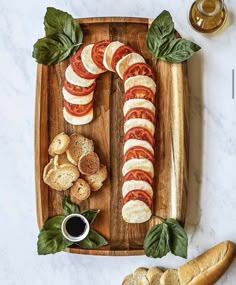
[147,10,201,63]
[33,7,83,65]
[144,217,188,258]
[37,197,108,255]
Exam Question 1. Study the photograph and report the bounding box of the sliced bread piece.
[44,164,80,191]
[48,132,70,156]
[83,164,107,191]
[159,269,180,285]
[133,267,148,285]
[78,151,100,175]
[53,153,73,167]
[66,133,94,165]
[147,267,164,285]
[70,178,91,201]
[122,274,135,285]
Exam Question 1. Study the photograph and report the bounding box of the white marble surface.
[0,0,236,284]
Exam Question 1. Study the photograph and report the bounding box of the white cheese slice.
[122,200,152,223]
[124,75,156,94]
[122,158,154,178]
[123,139,154,155]
[63,108,93,126]
[81,44,105,75]
[116,53,145,79]
[65,65,95,87]
[122,180,153,198]
[62,87,94,105]
[103,41,124,71]
[123,98,156,117]
[124,118,155,136]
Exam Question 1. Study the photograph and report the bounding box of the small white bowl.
[61,213,90,242]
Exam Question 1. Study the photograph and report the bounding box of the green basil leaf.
[37,216,73,255]
[76,229,108,249]
[44,7,83,44]
[32,32,76,65]
[144,223,170,258]
[147,10,175,58]
[62,196,80,216]
[81,209,100,224]
[160,38,201,64]
[165,218,188,258]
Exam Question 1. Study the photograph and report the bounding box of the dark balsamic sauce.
[66,216,86,237]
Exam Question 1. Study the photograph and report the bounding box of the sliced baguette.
[53,153,73,167]
[48,132,70,156]
[66,133,94,165]
[43,158,54,181]
[78,151,100,175]
[133,267,148,285]
[83,164,107,191]
[147,267,163,285]
[160,269,180,285]
[70,178,91,201]
[122,274,135,285]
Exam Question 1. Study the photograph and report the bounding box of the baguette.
[146,267,163,285]
[133,267,148,285]
[178,240,236,285]
[122,274,135,285]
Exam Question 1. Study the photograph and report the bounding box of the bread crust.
[160,269,180,285]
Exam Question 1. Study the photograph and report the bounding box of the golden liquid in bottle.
[189,0,227,33]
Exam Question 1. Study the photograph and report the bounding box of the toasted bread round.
[43,158,54,181]
[122,274,135,285]
[122,200,152,223]
[66,134,94,165]
[44,164,80,191]
[53,153,73,167]
[48,132,70,156]
[70,178,91,201]
[78,151,100,175]
[83,164,107,191]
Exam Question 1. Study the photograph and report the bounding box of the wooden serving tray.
[35,17,189,255]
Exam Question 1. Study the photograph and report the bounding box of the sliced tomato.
[123,169,153,186]
[92,40,111,70]
[124,127,155,147]
[123,190,152,208]
[124,146,155,163]
[111,45,135,70]
[123,63,155,81]
[70,47,98,79]
[64,100,93,117]
[124,107,156,124]
[64,80,96,96]
[124,86,155,104]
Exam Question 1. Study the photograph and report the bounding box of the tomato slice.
[123,63,155,81]
[64,80,96,96]
[123,190,152,208]
[124,146,155,164]
[70,47,98,79]
[124,127,155,147]
[92,40,111,70]
[124,107,156,124]
[124,86,155,104]
[111,45,135,71]
[64,100,93,117]
[123,169,153,186]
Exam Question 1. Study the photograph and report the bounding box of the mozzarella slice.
[124,119,155,136]
[81,44,105,75]
[124,75,156,94]
[116,53,145,79]
[103,41,124,71]
[63,108,93,126]
[122,158,154,178]
[122,200,152,223]
[65,65,95,87]
[123,99,156,117]
[122,180,153,198]
[62,87,93,105]
[124,139,154,155]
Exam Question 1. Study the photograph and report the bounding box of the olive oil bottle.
[189,0,227,33]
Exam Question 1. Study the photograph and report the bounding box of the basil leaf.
[32,32,77,65]
[165,218,188,258]
[147,10,175,58]
[81,209,100,224]
[44,7,83,44]
[76,229,108,249]
[37,216,73,255]
[160,38,201,64]
[144,223,170,258]
[62,196,80,216]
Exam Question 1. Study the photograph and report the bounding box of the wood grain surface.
[35,17,189,255]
